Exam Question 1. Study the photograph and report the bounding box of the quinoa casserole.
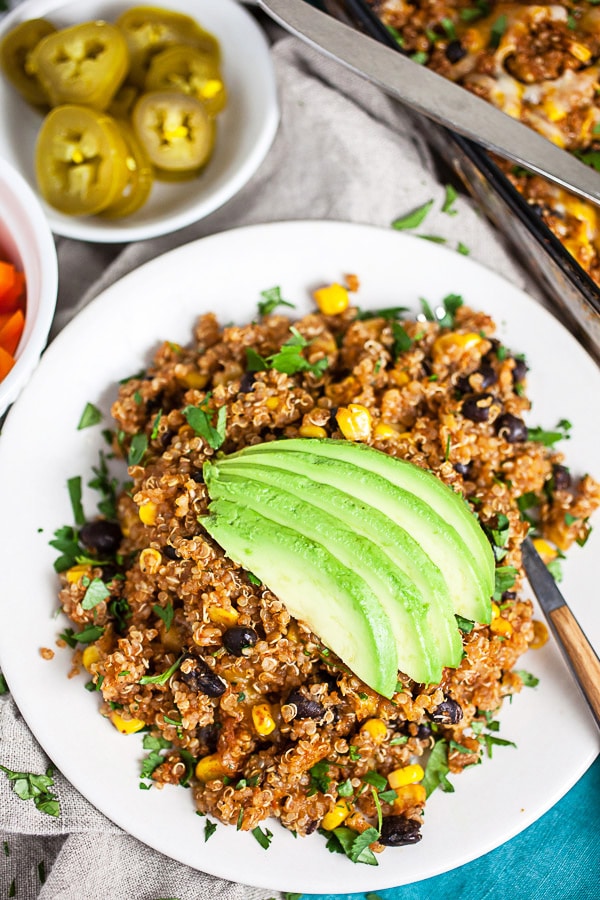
[366,0,600,288]
[54,279,600,861]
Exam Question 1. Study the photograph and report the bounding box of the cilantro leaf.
[67,476,85,527]
[361,771,387,792]
[251,825,273,849]
[128,433,148,466]
[515,669,539,688]
[81,577,111,611]
[77,402,103,430]
[436,293,464,329]
[182,400,227,450]
[442,184,458,215]
[153,602,174,633]
[528,420,571,447]
[0,765,60,817]
[391,321,412,358]
[455,614,475,633]
[204,820,218,842]
[258,286,296,317]
[355,306,409,321]
[332,826,379,865]
[422,739,455,797]
[392,199,434,231]
[493,566,518,601]
[308,761,331,796]
[139,655,183,686]
[0,673,8,695]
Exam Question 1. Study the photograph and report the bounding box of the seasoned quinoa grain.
[56,298,599,856]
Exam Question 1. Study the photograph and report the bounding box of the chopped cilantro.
[482,733,517,758]
[247,571,262,586]
[460,1,490,22]
[457,242,470,255]
[455,614,475,633]
[493,566,518,601]
[355,305,409,321]
[0,764,60,817]
[392,199,434,231]
[547,558,563,582]
[139,655,183,686]
[246,328,328,378]
[377,789,398,803]
[251,825,273,849]
[418,234,447,244]
[337,778,353,797]
[308,761,331,795]
[389,735,408,746]
[422,739,454,797]
[362,771,387,792]
[150,410,162,441]
[153,602,174,633]
[436,293,464,328]
[128,433,148,466]
[386,24,404,47]
[77,402,103,430]
[204,820,218,842]
[528,419,571,447]
[258,286,296,317]
[348,745,361,761]
[440,18,457,41]
[9,880,15,898]
[182,397,227,450]
[88,451,120,520]
[564,513,578,526]
[391,321,412,358]
[489,14,508,48]
[442,184,458,215]
[515,670,539,688]
[0,672,8,695]
[410,50,429,64]
[448,740,474,755]
[67,476,85,527]
[60,624,104,645]
[331,826,379,866]
[81,577,111,611]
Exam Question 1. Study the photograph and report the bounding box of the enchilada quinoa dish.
[366,1,600,285]
[54,280,599,862]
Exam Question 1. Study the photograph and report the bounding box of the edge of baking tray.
[322,0,600,363]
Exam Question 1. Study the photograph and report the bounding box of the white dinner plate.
[0,221,598,894]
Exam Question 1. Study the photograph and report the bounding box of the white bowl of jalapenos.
[0,0,279,242]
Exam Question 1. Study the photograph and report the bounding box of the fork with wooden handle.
[521,537,600,730]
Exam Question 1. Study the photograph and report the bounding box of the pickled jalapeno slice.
[29,21,129,110]
[145,44,226,116]
[100,119,154,219]
[132,90,215,176]
[0,18,57,106]
[35,104,130,216]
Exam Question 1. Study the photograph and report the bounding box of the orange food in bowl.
[0,259,26,380]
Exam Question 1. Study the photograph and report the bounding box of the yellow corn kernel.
[65,563,93,584]
[393,783,427,811]
[139,547,162,574]
[195,753,228,783]
[139,501,157,526]
[162,626,182,653]
[110,712,145,734]
[299,424,328,439]
[388,763,425,790]
[179,370,208,390]
[490,616,513,637]
[199,78,224,99]
[266,397,279,410]
[208,606,239,626]
[314,283,349,315]
[543,98,567,123]
[432,332,483,360]
[569,41,592,63]
[252,702,276,736]
[532,538,557,564]
[374,422,399,440]
[391,370,410,387]
[321,799,352,831]
[82,645,100,673]
[360,718,388,743]
[529,619,549,650]
[491,602,501,619]
[336,404,373,442]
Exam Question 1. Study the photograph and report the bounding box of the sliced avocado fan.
[200,438,495,697]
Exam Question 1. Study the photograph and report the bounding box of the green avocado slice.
[200,499,399,698]
[207,460,462,675]
[204,467,444,683]
[220,440,494,626]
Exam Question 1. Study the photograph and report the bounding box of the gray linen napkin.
[0,9,547,899]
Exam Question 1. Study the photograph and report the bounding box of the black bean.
[286,690,325,720]
[453,461,471,476]
[99,564,119,584]
[160,430,174,448]
[445,39,467,63]
[502,590,517,601]
[239,371,256,394]
[512,357,528,383]
[416,723,432,739]
[329,407,339,428]
[79,520,122,556]
[461,393,494,423]
[163,544,180,561]
[198,723,219,753]
[552,464,572,491]
[495,413,528,443]
[222,625,258,656]
[180,653,227,698]
[432,697,463,724]
[379,816,423,847]
[320,671,339,693]
[190,468,205,483]
[457,364,497,394]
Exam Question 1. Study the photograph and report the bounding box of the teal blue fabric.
[308,755,599,900]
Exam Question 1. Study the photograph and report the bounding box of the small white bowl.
[0,155,58,417]
[0,0,279,243]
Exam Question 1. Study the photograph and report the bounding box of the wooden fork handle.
[549,605,600,729]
